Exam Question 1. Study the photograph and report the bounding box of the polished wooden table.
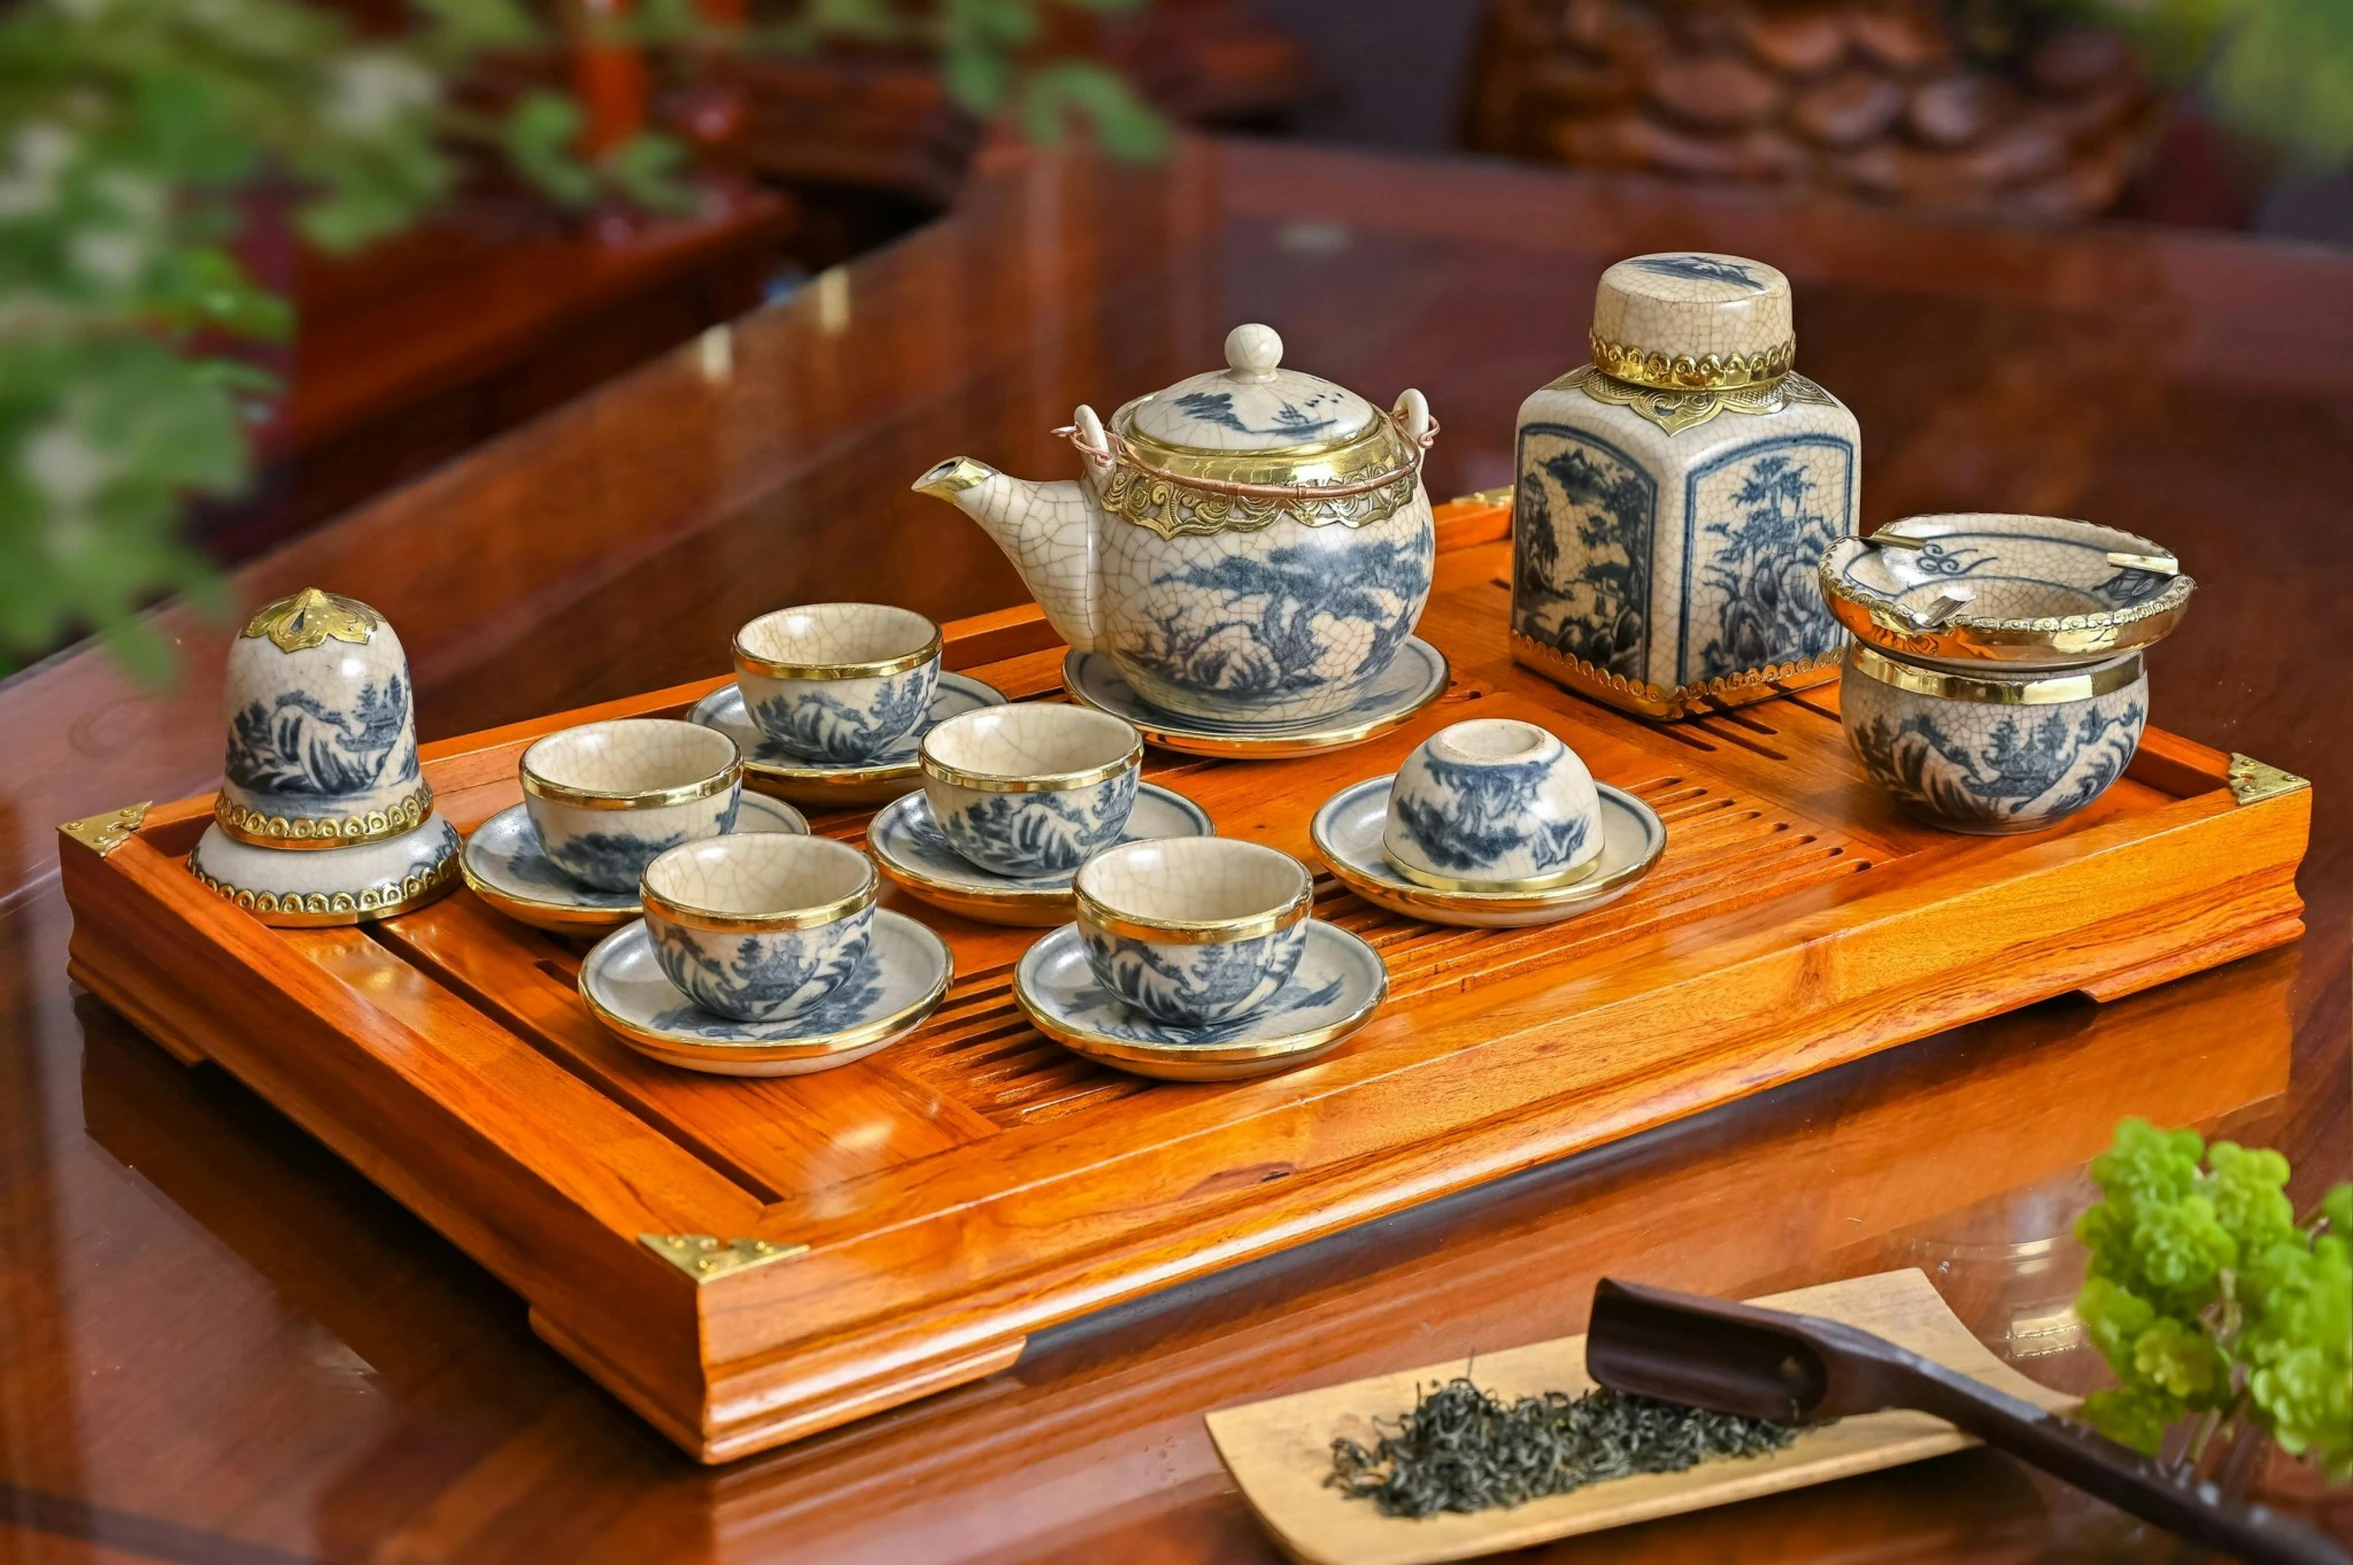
[2,138,2346,1562]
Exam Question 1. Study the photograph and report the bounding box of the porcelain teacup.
[734,603,942,764]
[639,834,879,1022]
[520,719,742,891]
[1073,838,1312,1028]
[1381,718,1604,891]
[920,704,1142,876]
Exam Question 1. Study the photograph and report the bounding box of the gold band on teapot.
[1588,331,1794,392]
[1061,402,1438,541]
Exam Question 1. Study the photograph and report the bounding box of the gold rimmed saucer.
[1312,776,1665,928]
[687,672,1007,806]
[578,910,951,1077]
[1061,638,1449,759]
[461,792,809,934]
[868,781,1214,927]
[1014,920,1386,1082]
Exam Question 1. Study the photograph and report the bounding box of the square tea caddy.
[1510,252,1860,719]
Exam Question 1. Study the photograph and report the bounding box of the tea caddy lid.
[1125,325,1378,452]
[1590,253,1795,391]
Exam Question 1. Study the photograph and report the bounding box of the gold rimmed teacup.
[639,834,879,1021]
[1073,838,1314,1028]
[919,704,1143,877]
[734,603,943,763]
[519,718,742,892]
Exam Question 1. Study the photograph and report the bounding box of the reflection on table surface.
[2,137,2347,1563]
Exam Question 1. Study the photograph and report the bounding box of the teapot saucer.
[1310,775,1665,927]
[579,910,951,1076]
[688,672,1006,806]
[461,792,808,934]
[1014,920,1386,1081]
[1062,638,1450,758]
[869,781,1214,927]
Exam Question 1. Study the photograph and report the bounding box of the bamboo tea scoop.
[1586,1278,2348,1565]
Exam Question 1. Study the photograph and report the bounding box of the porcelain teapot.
[914,324,1439,726]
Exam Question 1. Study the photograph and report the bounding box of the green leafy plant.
[2073,1118,2352,1480]
[2074,0,2353,170]
[0,0,1159,680]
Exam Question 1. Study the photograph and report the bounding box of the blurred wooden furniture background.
[1462,0,2160,217]
[214,0,1313,561]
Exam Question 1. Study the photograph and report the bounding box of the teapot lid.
[1125,325,1378,452]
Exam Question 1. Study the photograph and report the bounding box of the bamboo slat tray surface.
[58,501,2309,1462]
[1205,1268,2075,1565]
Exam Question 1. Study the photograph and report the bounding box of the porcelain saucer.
[462,792,809,934]
[1311,775,1665,927]
[688,672,1006,805]
[1015,920,1386,1081]
[579,909,951,1076]
[869,781,1213,927]
[1062,638,1450,758]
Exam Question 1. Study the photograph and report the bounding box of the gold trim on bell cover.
[213,779,435,850]
[1588,331,1794,392]
[186,846,460,928]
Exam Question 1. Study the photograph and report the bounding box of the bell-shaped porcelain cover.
[1124,325,1379,452]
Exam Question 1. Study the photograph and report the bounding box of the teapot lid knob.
[1223,324,1283,382]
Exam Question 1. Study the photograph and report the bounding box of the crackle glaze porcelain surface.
[520,719,742,892]
[1062,636,1449,756]
[734,603,942,763]
[1841,647,2148,835]
[189,814,460,926]
[1512,253,1859,719]
[640,834,876,1022]
[1015,919,1385,1081]
[218,588,429,843]
[918,704,1140,876]
[1314,776,1666,928]
[461,793,806,933]
[1383,718,1603,889]
[868,782,1212,926]
[915,324,1437,726]
[1074,838,1312,1027]
[688,672,1006,799]
[1821,514,2193,669]
[580,911,949,1076]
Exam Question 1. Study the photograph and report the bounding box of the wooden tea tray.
[59,501,2309,1463]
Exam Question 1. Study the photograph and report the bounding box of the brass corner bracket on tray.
[2226,754,2310,807]
[639,1233,807,1283]
[60,801,151,857]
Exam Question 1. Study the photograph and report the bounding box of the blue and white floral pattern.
[1628,254,1770,291]
[225,675,418,795]
[1842,651,2147,833]
[1111,528,1434,723]
[748,665,938,764]
[932,768,1137,876]
[1682,435,1853,684]
[1081,922,1308,1028]
[1384,733,1595,883]
[1511,425,1657,683]
[647,902,873,1022]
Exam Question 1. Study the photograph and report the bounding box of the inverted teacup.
[1382,717,1603,891]
[734,603,942,764]
[920,704,1142,876]
[520,719,742,891]
[1074,838,1311,1028]
[639,834,879,1022]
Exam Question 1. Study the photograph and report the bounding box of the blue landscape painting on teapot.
[915,324,1438,726]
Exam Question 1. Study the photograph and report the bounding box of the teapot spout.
[912,457,1099,654]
